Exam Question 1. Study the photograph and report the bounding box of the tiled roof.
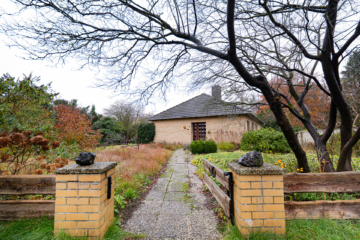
[148,93,263,124]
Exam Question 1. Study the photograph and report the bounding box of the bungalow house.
[148,86,263,144]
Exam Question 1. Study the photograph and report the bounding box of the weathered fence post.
[228,162,286,235]
[54,162,117,239]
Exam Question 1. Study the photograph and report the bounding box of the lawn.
[2,216,359,240]
[0,217,143,240]
[222,218,360,240]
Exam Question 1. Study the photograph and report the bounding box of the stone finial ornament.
[75,152,96,166]
[238,151,263,167]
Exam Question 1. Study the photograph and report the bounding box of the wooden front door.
[193,122,206,141]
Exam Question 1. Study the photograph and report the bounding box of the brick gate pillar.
[54,162,117,239]
[228,162,286,235]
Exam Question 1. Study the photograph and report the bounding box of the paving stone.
[125,214,158,235]
[124,149,220,239]
[156,177,170,184]
[164,191,187,201]
[176,156,189,163]
[188,175,203,185]
[171,176,190,183]
[151,215,190,238]
[174,168,188,174]
[164,167,175,173]
[132,200,162,215]
[172,172,189,178]
[190,210,222,239]
[160,201,192,215]
[167,181,189,192]
[146,191,166,201]
[153,183,168,191]
[158,171,172,179]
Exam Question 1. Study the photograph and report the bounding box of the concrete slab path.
[124,149,221,239]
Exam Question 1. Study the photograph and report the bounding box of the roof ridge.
[202,94,252,114]
[149,93,207,119]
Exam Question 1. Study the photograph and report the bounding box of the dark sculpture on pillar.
[76,152,96,166]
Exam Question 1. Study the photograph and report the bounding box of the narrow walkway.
[124,149,221,239]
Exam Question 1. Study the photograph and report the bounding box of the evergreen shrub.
[241,128,291,153]
[205,140,217,153]
[190,140,205,154]
[137,123,155,143]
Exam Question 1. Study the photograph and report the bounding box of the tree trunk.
[337,126,360,171]
[315,140,335,172]
[321,58,353,171]
[259,83,310,172]
[337,123,353,171]
[301,119,335,172]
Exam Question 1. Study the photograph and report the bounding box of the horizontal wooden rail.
[203,173,231,218]
[283,172,360,193]
[0,200,55,220]
[203,158,230,190]
[0,175,56,195]
[285,199,360,220]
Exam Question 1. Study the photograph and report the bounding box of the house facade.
[148,86,263,144]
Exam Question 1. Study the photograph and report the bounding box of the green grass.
[288,192,360,201]
[0,217,144,240]
[223,219,360,239]
[115,173,152,202]
[191,150,360,173]
[2,217,360,240]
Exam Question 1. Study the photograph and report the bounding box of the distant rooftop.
[148,93,263,124]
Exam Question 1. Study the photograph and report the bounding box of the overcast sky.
[0,1,207,115]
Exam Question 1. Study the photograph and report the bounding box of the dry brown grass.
[94,144,171,182]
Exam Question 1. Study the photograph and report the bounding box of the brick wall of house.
[152,115,261,144]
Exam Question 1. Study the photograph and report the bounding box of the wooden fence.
[3,161,360,221]
[283,172,360,220]
[203,158,360,221]
[0,175,55,220]
[202,159,233,219]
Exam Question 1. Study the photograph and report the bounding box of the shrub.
[205,140,217,153]
[218,141,235,152]
[137,123,155,143]
[327,132,360,157]
[0,129,62,174]
[53,104,102,150]
[241,128,291,153]
[190,140,205,154]
[93,117,123,142]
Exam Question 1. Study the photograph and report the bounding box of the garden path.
[124,148,221,239]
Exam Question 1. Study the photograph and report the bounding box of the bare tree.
[2,0,360,172]
[104,101,145,141]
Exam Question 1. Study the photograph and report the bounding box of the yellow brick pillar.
[228,162,286,235]
[54,162,117,239]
